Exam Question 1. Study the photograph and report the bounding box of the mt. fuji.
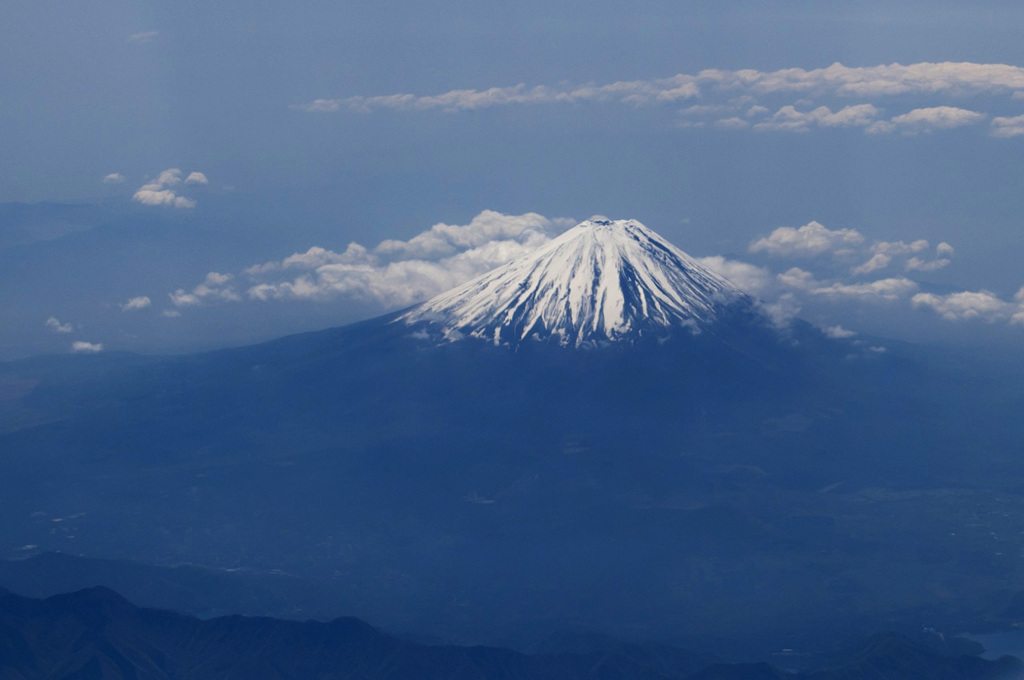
[5,215,1023,660]
[401,218,757,347]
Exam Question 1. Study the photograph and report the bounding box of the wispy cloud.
[753,104,880,132]
[102,173,125,184]
[299,62,1024,138]
[867,106,986,135]
[71,341,103,353]
[127,31,158,44]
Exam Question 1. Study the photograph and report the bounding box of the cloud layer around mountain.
[151,211,1023,335]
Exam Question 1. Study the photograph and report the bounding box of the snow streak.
[400,219,750,346]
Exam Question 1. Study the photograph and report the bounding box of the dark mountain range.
[1,220,1024,657]
[0,586,1019,680]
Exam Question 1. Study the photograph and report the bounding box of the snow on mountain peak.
[399,218,752,347]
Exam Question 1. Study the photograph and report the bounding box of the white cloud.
[912,290,1008,321]
[185,172,209,185]
[680,105,731,117]
[905,257,951,272]
[102,173,125,184]
[1013,287,1024,325]
[714,117,750,130]
[71,341,103,353]
[303,75,703,113]
[169,272,240,307]
[777,267,818,290]
[132,168,204,208]
[758,292,802,327]
[749,221,864,257]
[161,310,181,318]
[868,106,986,135]
[301,62,1024,115]
[120,296,152,312]
[871,239,930,255]
[811,277,919,302]
[937,242,955,257]
[991,115,1024,138]
[243,211,574,307]
[753,104,880,132]
[127,31,158,44]
[697,256,772,295]
[824,325,856,338]
[707,62,1024,97]
[45,317,73,333]
[851,253,891,275]
[776,266,917,302]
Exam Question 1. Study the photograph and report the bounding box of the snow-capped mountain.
[400,218,754,347]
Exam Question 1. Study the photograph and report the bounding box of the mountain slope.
[0,586,1018,680]
[401,219,754,347]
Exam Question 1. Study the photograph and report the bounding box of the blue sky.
[3,1,1024,358]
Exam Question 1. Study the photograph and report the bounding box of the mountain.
[401,219,755,347]
[1,220,1024,656]
[0,586,1018,680]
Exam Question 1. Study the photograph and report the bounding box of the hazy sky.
[3,1,1024,359]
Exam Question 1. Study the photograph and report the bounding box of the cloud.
[753,104,880,132]
[714,117,750,130]
[905,256,951,272]
[697,256,772,295]
[912,290,1008,321]
[867,106,986,135]
[707,62,1024,97]
[71,341,103,353]
[991,115,1024,138]
[749,221,865,257]
[300,75,703,113]
[120,296,152,312]
[811,277,919,302]
[127,31,158,44]
[871,239,930,255]
[301,62,1024,119]
[758,293,802,327]
[824,325,856,338]
[243,211,574,307]
[45,317,73,333]
[851,253,891,275]
[777,267,818,290]
[169,272,240,307]
[777,267,918,301]
[132,168,204,208]
[102,173,125,184]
